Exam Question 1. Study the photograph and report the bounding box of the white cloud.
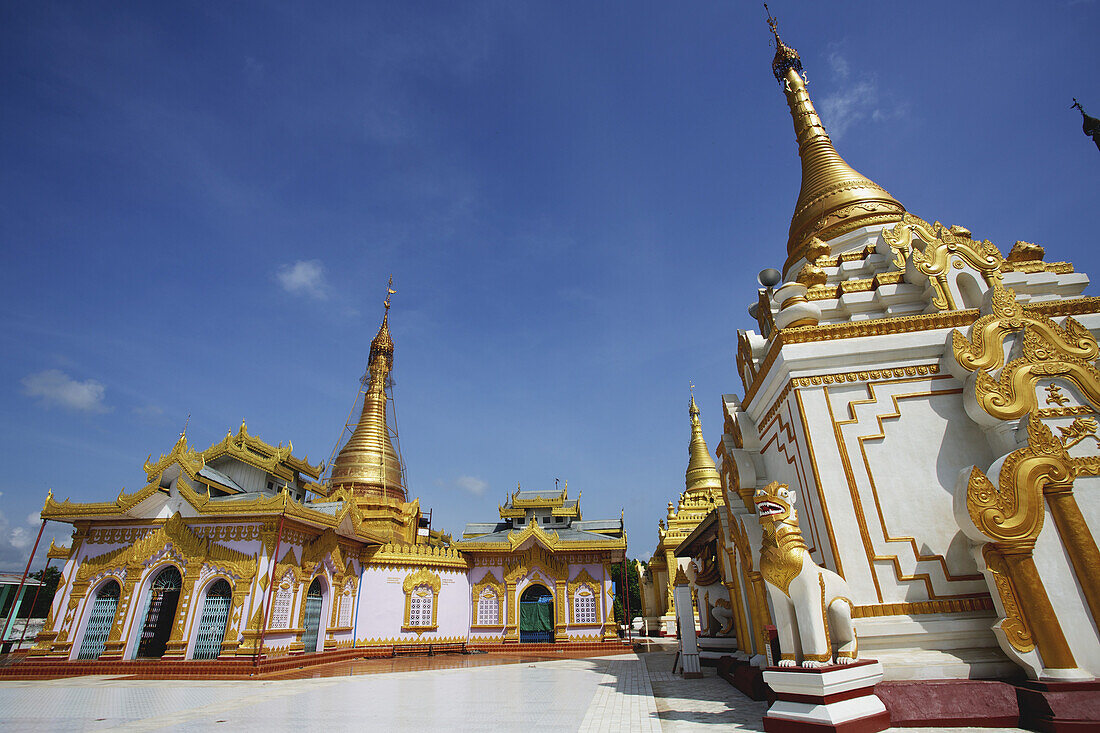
[21,369,108,412]
[826,49,850,80]
[276,260,329,300]
[818,47,907,141]
[132,404,164,418]
[820,78,878,141]
[455,475,488,496]
[0,505,70,569]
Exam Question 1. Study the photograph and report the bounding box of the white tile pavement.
[0,652,1032,732]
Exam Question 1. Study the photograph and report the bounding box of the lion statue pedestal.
[763,660,890,733]
[755,481,890,732]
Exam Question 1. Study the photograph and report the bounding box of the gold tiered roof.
[328,293,405,501]
[769,15,905,276]
[685,392,722,495]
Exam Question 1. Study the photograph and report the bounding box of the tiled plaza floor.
[0,651,1030,732]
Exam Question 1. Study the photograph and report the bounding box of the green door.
[519,584,553,643]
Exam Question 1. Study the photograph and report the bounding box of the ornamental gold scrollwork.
[955,293,1100,681]
[964,417,1065,547]
[882,213,1003,311]
[952,283,1096,375]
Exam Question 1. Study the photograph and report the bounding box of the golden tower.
[329,286,406,502]
[685,391,722,496]
[768,14,905,276]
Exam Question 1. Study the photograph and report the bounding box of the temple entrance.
[301,578,323,653]
[136,566,182,658]
[192,579,232,660]
[519,583,554,643]
[77,580,120,660]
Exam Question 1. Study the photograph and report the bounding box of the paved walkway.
[0,651,1029,732]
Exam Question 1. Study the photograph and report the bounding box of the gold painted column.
[503,581,518,642]
[49,580,88,658]
[664,550,677,614]
[747,570,772,658]
[1044,484,1100,630]
[100,567,142,660]
[998,543,1078,670]
[221,587,249,658]
[163,566,200,659]
[554,580,568,642]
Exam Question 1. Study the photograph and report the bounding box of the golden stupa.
[769,15,905,276]
[329,286,406,502]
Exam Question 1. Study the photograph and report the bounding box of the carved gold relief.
[882,213,1003,311]
[982,545,1035,653]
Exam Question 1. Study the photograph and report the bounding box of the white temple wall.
[356,565,470,644]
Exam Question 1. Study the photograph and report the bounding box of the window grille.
[270,571,295,629]
[77,581,120,660]
[301,579,323,653]
[477,591,498,625]
[573,590,597,624]
[409,586,433,627]
[192,580,232,660]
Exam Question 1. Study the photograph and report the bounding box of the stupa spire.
[329,277,405,501]
[685,386,722,495]
[766,7,905,276]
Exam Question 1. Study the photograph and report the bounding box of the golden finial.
[689,383,700,418]
[384,274,396,312]
[180,412,191,440]
[765,3,803,85]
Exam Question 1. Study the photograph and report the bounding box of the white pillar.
[674,580,701,678]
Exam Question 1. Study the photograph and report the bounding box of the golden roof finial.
[329,292,405,502]
[180,412,191,441]
[766,6,905,277]
[369,277,396,371]
[685,387,722,496]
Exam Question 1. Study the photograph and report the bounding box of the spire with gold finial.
[765,5,905,277]
[685,385,722,496]
[328,276,406,501]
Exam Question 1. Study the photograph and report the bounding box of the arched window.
[301,578,324,653]
[337,580,354,628]
[955,271,984,310]
[409,586,433,627]
[477,588,499,626]
[270,570,296,629]
[77,580,120,660]
[573,586,598,625]
[192,579,232,660]
[136,565,182,659]
[402,569,441,633]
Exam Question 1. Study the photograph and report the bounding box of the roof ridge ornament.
[765,3,804,87]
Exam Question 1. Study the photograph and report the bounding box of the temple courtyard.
[0,649,1026,732]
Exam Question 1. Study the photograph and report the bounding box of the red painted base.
[717,656,769,701]
[875,679,1020,728]
[762,709,890,733]
[1016,679,1100,732]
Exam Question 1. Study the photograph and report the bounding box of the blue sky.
[2,1,1098,569]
